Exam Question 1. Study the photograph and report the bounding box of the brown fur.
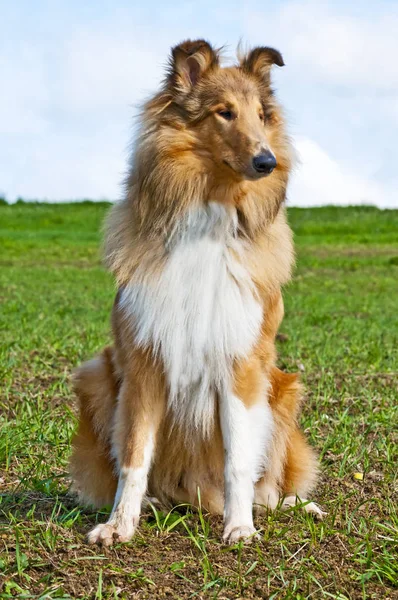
[69,39,320,534]
[71,346,317,513]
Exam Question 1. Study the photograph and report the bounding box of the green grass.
[0,202,397,599]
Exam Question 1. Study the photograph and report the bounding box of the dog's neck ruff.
[120,202,263,437]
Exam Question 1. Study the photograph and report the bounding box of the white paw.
[281,496,327,520]
[303,502,327,520]
[222,524,259,545]
[87,522,136,546]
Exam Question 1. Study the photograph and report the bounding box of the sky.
[1,0,397,207]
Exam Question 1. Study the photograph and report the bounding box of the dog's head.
[164,39,286,182]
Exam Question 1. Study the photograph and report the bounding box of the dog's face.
[167,40,285,182]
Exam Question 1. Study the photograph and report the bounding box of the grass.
[0,201,397,599]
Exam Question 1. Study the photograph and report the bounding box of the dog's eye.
[259,112,265,122]
[218,110,234,121]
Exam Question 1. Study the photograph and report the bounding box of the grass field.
[0,201,397,599]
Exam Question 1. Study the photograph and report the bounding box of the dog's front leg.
[219,391,258,545]
[87,369,163,546]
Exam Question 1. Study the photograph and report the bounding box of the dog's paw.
[87,522,135,547]
[304,501,327,520]
[305,502,327,519]
[222,524,259,545]
[281,496,327,520]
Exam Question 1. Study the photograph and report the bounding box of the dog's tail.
[69,346,119,508]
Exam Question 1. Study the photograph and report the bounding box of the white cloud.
[245,1,398,89]
[0,46,50,135]
[290,137,397,208]
[0,127,125,201]
[0,1,397,208]
[59,30,164,113]
[0,25,168,201]
[244,1,398,209]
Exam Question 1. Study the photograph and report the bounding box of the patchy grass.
[1,202,397,599]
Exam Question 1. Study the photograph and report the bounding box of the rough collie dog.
[69,39,323,546]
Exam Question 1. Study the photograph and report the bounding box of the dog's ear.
[168,39,219,95]
[240,47,284,83]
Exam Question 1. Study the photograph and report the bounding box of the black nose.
[252,152,277,175]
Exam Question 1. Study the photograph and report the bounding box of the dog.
[69,39,323,546]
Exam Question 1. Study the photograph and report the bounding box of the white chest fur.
[120,203,263,436]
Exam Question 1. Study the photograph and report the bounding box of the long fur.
[69,40,322,545]
[70,348,318,513]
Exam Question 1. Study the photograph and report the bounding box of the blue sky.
[1,0,397,207]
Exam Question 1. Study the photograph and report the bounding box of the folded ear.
[240,46,284,83]
[167,39,220,95]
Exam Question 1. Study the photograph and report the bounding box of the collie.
[69,39,323,546]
